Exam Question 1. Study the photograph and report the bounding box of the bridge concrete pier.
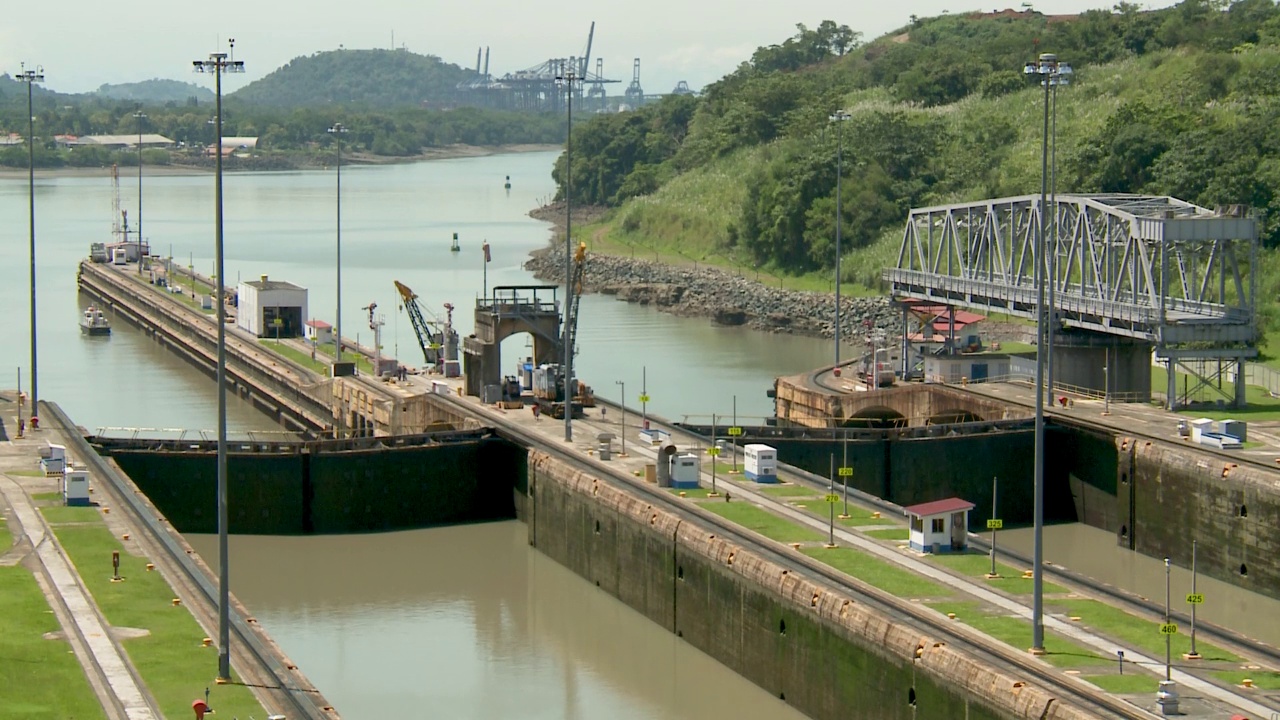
[1049,330,1152,403]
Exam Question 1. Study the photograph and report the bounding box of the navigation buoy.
[450,232,460,253]
[504,175,511,190]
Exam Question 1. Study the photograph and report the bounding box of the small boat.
[451,231,461,252]
[80,306,111,336]
[504,175,511,190]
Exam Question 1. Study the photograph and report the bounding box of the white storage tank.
[64,467,91,506]
[670,453,701,489]
[744,443,778,484]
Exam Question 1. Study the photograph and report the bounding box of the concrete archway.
[841,406,907,429]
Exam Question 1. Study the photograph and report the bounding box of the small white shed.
[237,274,308,339]
[670,453,701,490]
[744,443,778,484]
[304,319,333,346]
[64,467,91,506]
[904,497,975,554]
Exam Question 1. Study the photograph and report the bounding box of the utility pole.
[134,109,147,275]
[193,39,245,684]
[829,110,850,369]
[328,123,347,363]
[18,64,43,413]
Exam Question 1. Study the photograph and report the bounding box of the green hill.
[93,79,213,104]
[558,3,1280,355]
[230,48,477,108]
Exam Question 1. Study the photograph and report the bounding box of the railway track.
[45,401,337,720]
[447,394,1158,719]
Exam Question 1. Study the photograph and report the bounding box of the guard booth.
[743,444,778,484]
[904,497,974,553]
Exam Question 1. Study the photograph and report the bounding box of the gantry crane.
[394,280,459,371]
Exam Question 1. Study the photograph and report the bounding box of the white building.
[904,497,974,554]
[924,353,1011,385]
[237,274,307,338]
[304,319,334,346]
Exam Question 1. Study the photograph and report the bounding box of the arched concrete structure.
[463,286,562,397]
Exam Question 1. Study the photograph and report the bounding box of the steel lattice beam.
[884,194,1258,351]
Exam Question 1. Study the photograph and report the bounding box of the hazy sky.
[2,1,1174,97]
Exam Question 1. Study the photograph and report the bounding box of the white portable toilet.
[42,443,67,475]
[670,453,701,489]
[743,443,778,484]
[64,467,91,506]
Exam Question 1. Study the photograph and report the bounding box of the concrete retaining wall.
[527,450,1097,720]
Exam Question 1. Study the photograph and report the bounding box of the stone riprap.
[524,246,898,339]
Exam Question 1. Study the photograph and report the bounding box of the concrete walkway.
[0,462,159,719]
[438,386,1276,719]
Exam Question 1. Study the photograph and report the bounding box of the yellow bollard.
[1243,678,1255,688]
[171,598,182,606]
[102,507,110,514]
[202,637,212,648]
[145,563,155,571]
[122,533,130,541]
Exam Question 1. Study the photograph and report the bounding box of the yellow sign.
[638,394,650,403]
[1159,623,1178,635]
[1186,593,1204,605]
[986,519,1004,530]
[838,466,853,477]
[727,427,744,437]
[825,494,840,503]
[707,447,721,457]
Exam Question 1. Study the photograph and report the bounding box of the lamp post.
[193,39,244,683]
[829,111,850,370]
[1022,51,1070,655]
[328,123,347,364]
[1046,64,1071,398]
[555,63,581,443]
[615,380,625,456]
[134,109,147,274]
[18,64,43,416]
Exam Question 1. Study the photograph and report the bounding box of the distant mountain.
[93,79,214,104]
[229,48,477,107]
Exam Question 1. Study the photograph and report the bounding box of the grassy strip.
[315,342,375,374]
[257,339,329,374]
[0,518,10,551]
[1053,599,1240,663]
[863,528,910,541]
[9,469,48,477]
[1151,365,1280,421]
[929,602,1109,669]
[32,491,62,501]
[41,507,103,525]
[49,521,265,719]
[929,553,1068,595]
[0,566,106,719]
[1213,670,1280,690]
[1084,673,1163,694]
[758,484,822,498]
[806,547,950,598]
[792,501,896,526]
[699,501,826,544]
[667,487,715,499]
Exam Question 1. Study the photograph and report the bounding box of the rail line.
[444,394,1157,719]
[44,401,337,720]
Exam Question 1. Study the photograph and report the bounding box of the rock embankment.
[523,246,899,339]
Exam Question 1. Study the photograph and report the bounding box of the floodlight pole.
[18,65,43,414]
[1023,52,1070,655]
[194,40,245,683]
[134,109,147,274]
[328,123,348,364]
[829,111,850,369]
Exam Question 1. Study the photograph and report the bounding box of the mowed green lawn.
[49,520,265,719]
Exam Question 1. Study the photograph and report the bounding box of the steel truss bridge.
[884,194,1259,407]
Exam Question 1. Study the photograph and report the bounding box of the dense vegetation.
[93,79,213,104]
[557,1,1280,287]
[231,49,475,108]
[0,49,561,168]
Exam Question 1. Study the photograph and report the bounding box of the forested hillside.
[231,49,475,108]
[93,79,214,104]
[558,1,1280,339]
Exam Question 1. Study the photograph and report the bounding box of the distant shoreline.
[0,143,561,179]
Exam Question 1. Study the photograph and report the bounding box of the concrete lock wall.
[526,450,1096,720]
[107,439,521,535]
[1129,439,1280,598]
